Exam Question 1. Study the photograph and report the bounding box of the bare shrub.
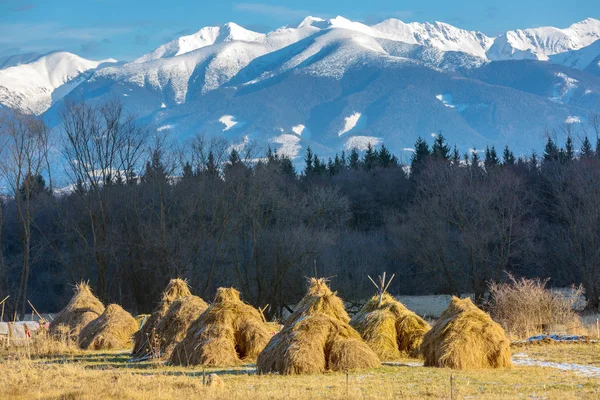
[487,273,585,339]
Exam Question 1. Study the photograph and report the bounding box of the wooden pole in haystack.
[367,272,395,306]
[0,295,8,322]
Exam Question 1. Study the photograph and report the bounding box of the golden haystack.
[132,278,192,358]
[49,282,105,340]
[257,278,380,375]
[78,304,138,350]
[350,293,430,360]
[421,297,512,370]
[153,295,209,359]
[169,287,271,367]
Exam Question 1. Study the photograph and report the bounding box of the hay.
[350,293,430,360]
[169,287,272,367]
[48,282,105,341]
[420,297,512,370]
[257,278,380,375]
[131,278,192,358]
[78,304,138,350]
[153,295,208,359]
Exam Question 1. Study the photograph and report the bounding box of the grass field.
[1,342,599,399]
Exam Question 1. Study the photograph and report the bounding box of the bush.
[487,273,584,339]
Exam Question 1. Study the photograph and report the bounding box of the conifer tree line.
[1,101,600,317]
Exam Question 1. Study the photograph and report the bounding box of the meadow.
[1,341,599,399]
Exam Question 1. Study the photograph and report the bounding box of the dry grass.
[79,304,138,350]
[154,295,209,359]
[170,287,271,367]
[421,297,512,370]
[1,344,599,399]
[132,279,192,359]
[48,282,105,341]
[0,329,80,360]
[257,278,380,375]
[350,293,430,360]
[488,274,585,339]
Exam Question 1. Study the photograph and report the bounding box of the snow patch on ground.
[292,124,305,135]
[271,134,301,159]
[565,115,581,124]
[550,72,579,103]
[344,136,381,150]
[338,112,361,136]
[435,93,469,111]
[512,354,600,378]
[219,115,238,131]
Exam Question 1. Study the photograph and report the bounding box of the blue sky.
[1,0,599,61]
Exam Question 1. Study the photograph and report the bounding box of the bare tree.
[60,100,146,300]
[0,110,50,318]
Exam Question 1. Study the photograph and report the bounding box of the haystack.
[257,278,380,375]
[131,278,192,358]
[153,295,209,359]
[169,287,271,366]
[79,304,138,350]
[351,293,430,360]
[49,282,105,340]
[421,297,512,369]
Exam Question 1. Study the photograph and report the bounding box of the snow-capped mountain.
[3,15,600,160]
[487,18,600,61]
[373,19,493,59]
[0,52,117,114]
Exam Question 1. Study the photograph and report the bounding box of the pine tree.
[581,136,594,158]
[206,151,218,177]
[143,148,168,183]
[363,143,379,170]
[348,148,360,170]
[451,145,460,165]
[530,150,539,171]
[502,145,515,166]
[431,132,450,161]
[182,161,194,179]
[484,145,500,170]
[229,148,241,166]
[340,151,347,168]
[313,155,326,176]
[543,137,559,162]
[564,135,574,162]
[304,146,314,176]
[327,157,335,176]
[470,150,481,171]
[377,144,397,168]
[411,137,430,175]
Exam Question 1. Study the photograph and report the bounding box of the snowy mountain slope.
[4,15,600,161]
[0,52,117,114]
[550,39,600,70]
[487,18,600,61]
[373,19,493,59]
[57,25,600,163]
[133,23,265,64]
[0,52,42,70]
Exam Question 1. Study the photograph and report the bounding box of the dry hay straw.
[48,282,105,341]
[154,295,208,359]
[170,287,272,367]
[131,278,191,358]
[421,296,512,370]
[350,293,430,360]
[257,278,380,375]
[78,304,138,350]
